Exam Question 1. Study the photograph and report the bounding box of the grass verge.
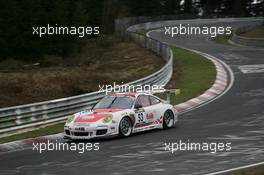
[135,27,216,103]
[212,33,232,45]
[158,46,216,104]
[135,29,150,35]
[213,26,264,46]
[225,164,264,175]
[0,41,216,144]
[241,25,264,38]
[0,123,64,144]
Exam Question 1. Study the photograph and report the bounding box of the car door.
[134,95,155,125]
[148,95,164,123]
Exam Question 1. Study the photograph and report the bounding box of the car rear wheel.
[163,110,174,129]
[119,117,132,137]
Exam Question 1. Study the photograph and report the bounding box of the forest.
[0,0,263,61]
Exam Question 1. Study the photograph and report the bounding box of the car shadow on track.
[64,125,179,144]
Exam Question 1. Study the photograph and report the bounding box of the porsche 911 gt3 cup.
[64,92,178,140]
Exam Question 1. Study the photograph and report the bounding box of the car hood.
[73,108,123,123]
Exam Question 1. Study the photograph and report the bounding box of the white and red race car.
[64,92,178,140]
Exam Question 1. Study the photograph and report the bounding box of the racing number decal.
[136,112,154,124]
[137,113,145,123]
[137,113,144,123]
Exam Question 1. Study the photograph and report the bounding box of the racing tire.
[163,110,174,129]
[119,117,132,137]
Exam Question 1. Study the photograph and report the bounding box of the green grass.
[134,26,164,36]
[158,46,216,104]
[135,27,216,105]
[212,33,232,45]
[213,26,264,46]
[0,46,216,144]
[241,26,264,38]
[0,123,64,144]
[135,29,149,35]
[225,164,264,175]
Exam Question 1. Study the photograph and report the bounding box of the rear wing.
[153,89,181,103]
[105,88,180,103]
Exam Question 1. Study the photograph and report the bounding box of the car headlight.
[66,115,74,124]
[102,114,113,123]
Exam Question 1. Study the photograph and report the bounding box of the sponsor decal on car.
[146,113,154,119]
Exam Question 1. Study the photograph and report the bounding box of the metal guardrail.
[117,17,264,34]
[114,14,241,35]
[231,22,264,47]
[0,27,173,134]
[115,14,203,35]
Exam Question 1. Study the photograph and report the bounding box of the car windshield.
[93,96,135,109]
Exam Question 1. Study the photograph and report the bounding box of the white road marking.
[205,161,264,175]
[239,64,264,74]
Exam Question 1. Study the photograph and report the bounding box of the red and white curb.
[174,49,233,114]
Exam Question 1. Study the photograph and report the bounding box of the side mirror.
[134,103,143,109]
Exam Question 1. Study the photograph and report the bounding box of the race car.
[64,92,178,140]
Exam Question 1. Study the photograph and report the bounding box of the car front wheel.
[119,117,132,137]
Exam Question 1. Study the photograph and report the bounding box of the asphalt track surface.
[0,20,263,175]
